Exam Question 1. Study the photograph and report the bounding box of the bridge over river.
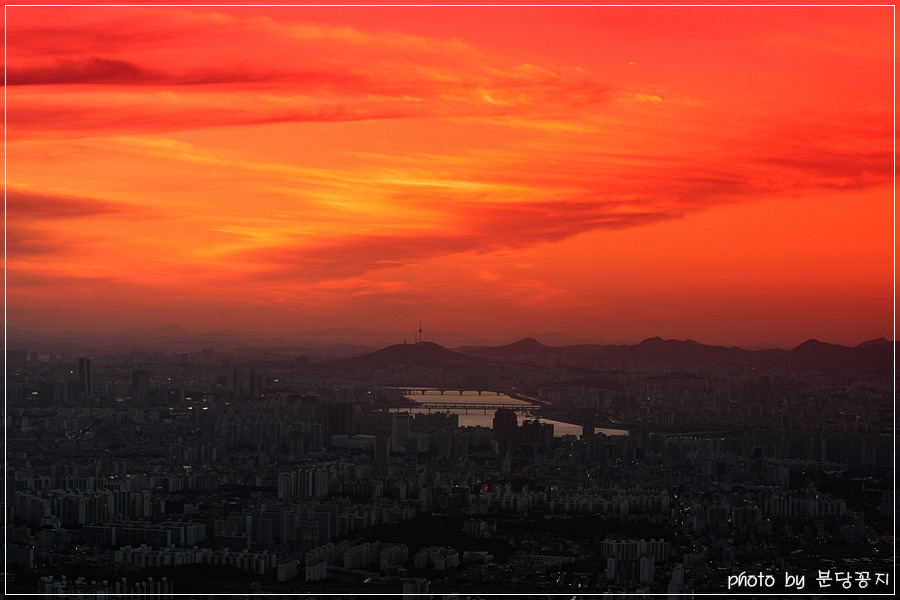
[393,401,539,414]
[399,388,506,396]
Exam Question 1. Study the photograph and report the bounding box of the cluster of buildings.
[4,344,894,596]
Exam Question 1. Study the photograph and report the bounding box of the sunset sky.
[6,5,894,348]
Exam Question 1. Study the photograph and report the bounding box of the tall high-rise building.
[375,433,391,462]
[520,419,554,455]
[78,358,92,401]
[492,408,518,455]
[391,412,411,453]
[582,414,595,439]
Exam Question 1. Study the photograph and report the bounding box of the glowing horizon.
[6,6,894,348]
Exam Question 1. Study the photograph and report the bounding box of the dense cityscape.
[4,329,894,597]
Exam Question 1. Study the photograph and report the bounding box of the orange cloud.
[6,6,892,345]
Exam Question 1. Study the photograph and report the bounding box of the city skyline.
[7,5,894,348]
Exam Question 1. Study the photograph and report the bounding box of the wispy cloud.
[7,56,298,86]
[7,188,136,220]
[7,9,614,139]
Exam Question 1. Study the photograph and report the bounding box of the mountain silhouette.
[461,337,551,357]
[778,338,893,371]
[335,341,481,370]
[460,336,785,369]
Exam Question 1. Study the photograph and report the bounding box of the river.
[399,389,628,437]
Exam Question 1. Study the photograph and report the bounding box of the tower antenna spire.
[418,319,423,344]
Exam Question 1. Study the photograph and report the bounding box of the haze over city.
[6,5,893,349]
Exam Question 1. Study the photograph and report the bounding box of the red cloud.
[8,57,162,85]
[231,200,678,283]
[7,189,135,221]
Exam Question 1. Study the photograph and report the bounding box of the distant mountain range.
[460,335,893,372]
[312,337,894,371]
[321,336,893,374]
[6,325,893,372]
